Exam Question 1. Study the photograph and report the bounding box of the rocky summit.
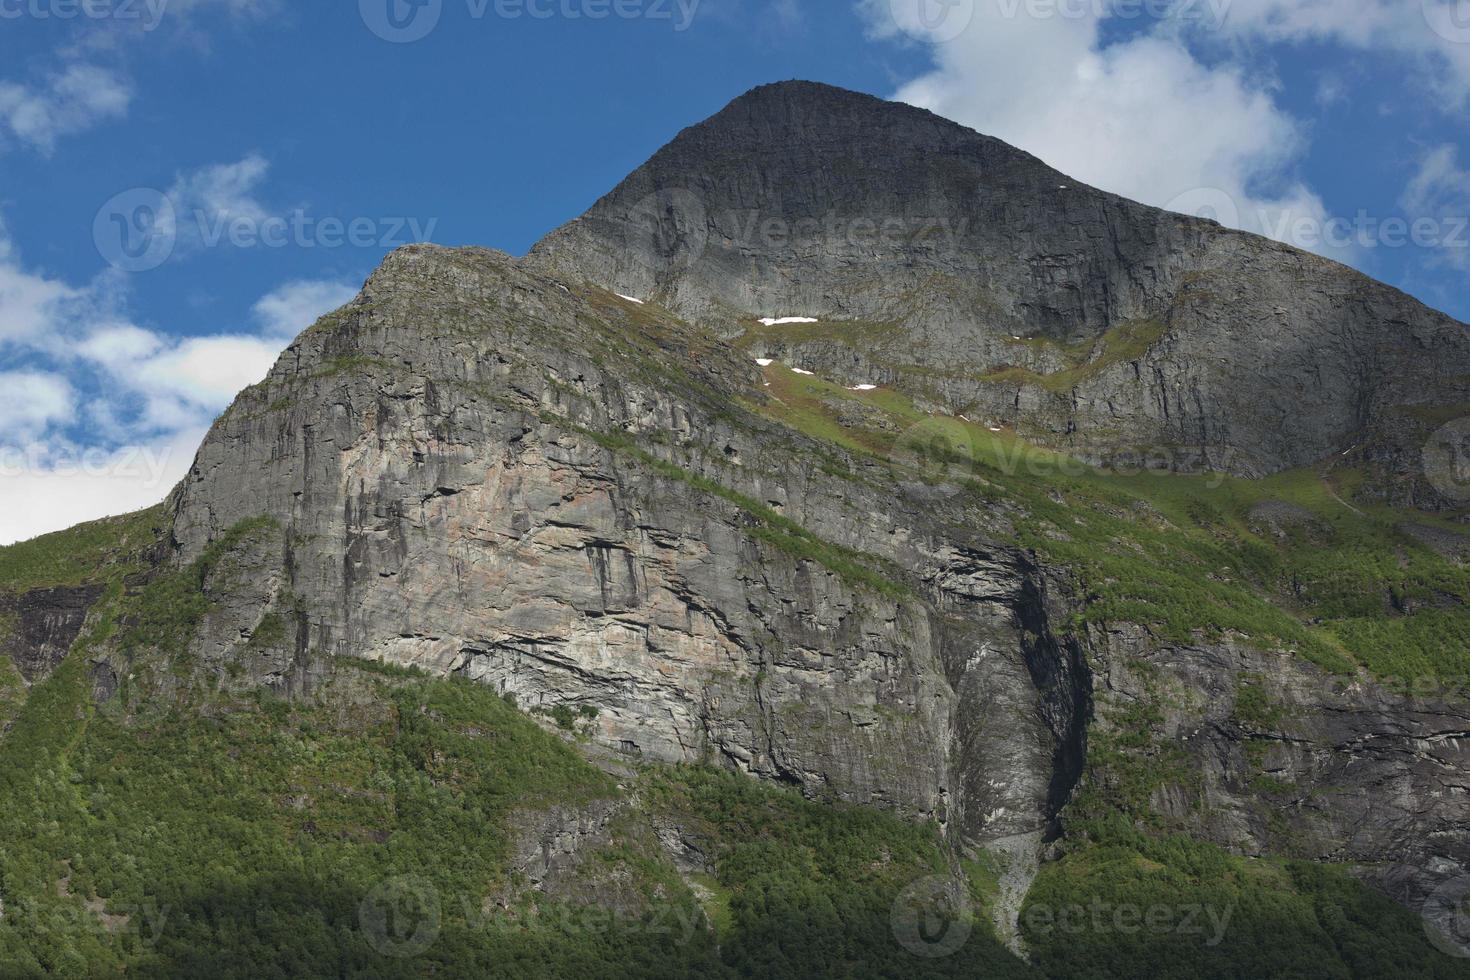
[4,81,1470,977]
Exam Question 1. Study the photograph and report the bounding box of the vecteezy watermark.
[1165,187,1470,253]
[0,444,179,487]
[359,0,701,42]
[359,876,442,958]
[891,875,973,958]
[728,210,973,252]
[616,192,976,277]
[0,0,168,30]
[0,896,170,946]
[95,188,177,274]
[624,188,711,275]
[1424,0,1470,44]
[1260,211,1470,253]
[1423,875,1470,958]
[887,0,976,43]
[94,187,438,273]
[1424,418,1470,502]
[892,416,1236,487]
[356,877,710,959]
[1164,187,1241,229]
[1023,898,1236,945]
[995,0,1231,28]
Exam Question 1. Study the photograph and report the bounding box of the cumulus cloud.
[0,224,356,544]
[0,371,75,438]
[861,0,1333,251]
[162,153,275,253]
[0,230,78,344]
[252,279,358,338]
[1211,0,1470,107]
[0,429,203,547]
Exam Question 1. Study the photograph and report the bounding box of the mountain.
[532,81,1470,503]
[2,81,1469,977]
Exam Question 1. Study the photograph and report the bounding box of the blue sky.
[1,0,1468,543]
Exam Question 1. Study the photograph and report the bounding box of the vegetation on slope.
[0,522,1027,978]
[1020,825,1470,980]
[750,361,1470,682]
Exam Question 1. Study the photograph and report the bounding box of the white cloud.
[75,277,356,432]
[0,371,75,438]
[0,428,203,547]
[0,235,77,343]
[163,153,274,252]
[1401,143,1470,270]
[1210,0,1470,107]
[863,2,1332,251]
[0,217,356,543]
[252,279,357,338]
[0,64,132,154]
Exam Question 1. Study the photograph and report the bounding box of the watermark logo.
[888,0,975,43]
[1424,0,1470,44]
[360,0,443,42]
[0,0,168,30]
[1425,418,1470,502]
[1423,875,1470,958]
[93,187,437,272]
[1165,187,1241,229]
[1164,186,1470,253]
[359,876,442,958]
[895,416,982,480]
[1024,898,1235,945]
[626,188,710,275]
[891,875,973,958]
[361,0,701,41]
[94,188,177,273]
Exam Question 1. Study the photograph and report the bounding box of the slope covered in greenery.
[749,359,1470,682]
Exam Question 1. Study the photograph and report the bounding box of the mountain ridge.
[1,81,1469,975]
[531,80,1470,504]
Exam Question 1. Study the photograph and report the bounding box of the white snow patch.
[759,316,819,326]
[848,384,877,391]
[989,426,1004,433]
[615,293,645,305]
[792,368,814,376]
[755,358,774,367]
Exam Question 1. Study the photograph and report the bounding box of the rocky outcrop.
[1,584,104,684]
[165,247,1087,863]
[1084,622,1470,915]
[530,81,1470,501]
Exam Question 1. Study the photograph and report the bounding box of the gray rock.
[140,83,1470,929]
[530,81,1470,505]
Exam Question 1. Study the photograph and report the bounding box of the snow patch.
[755,358,774,367]
[615,293,645,305]
[792,368,814,376]
[848,384,877,391]
[759,316,819,326]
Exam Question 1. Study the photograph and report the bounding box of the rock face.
[530,81,1470,501]
[153,82,1470,932]
[1086,623,1470,916]
[167,247,1089,861]
[1,584,104,683]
